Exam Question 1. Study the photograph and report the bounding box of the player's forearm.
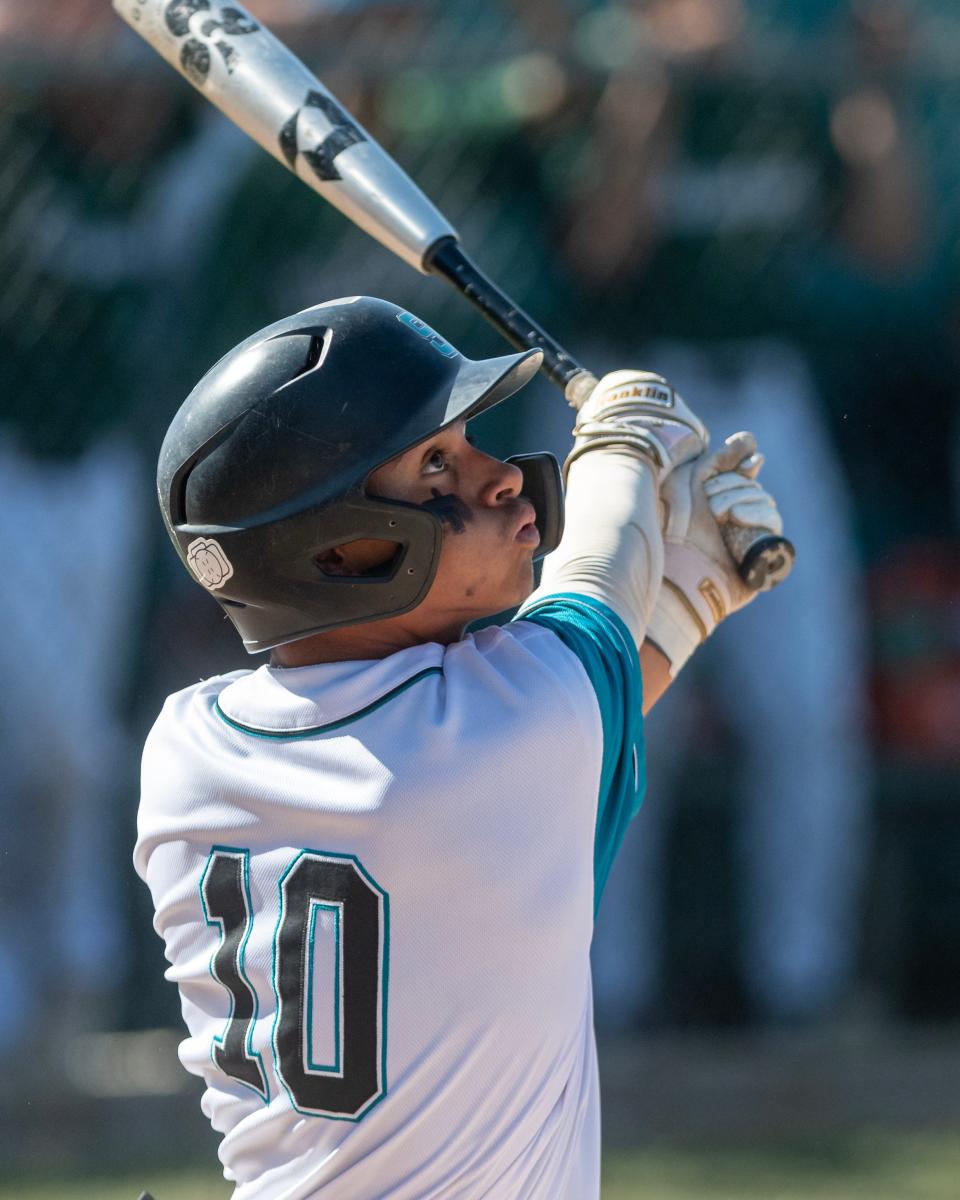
[530,447,664,649]
[639,638,672,714]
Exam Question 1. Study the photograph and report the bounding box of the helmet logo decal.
[396,311,458,358]
[186,537,235,590]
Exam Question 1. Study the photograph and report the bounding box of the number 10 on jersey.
[200,847,389,1120]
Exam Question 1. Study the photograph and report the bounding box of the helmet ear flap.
[203,496,444,653]
[506,453,564,559]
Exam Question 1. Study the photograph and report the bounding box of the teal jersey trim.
[517,593,645,915]
[215,666,443,740]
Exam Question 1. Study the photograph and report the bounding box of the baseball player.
[137,296,785,1198]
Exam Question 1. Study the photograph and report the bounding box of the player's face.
[355,421,539,638]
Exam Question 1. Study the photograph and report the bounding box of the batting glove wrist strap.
[645,573,711,677]
[565,370,709,487]
[650,431,785,677]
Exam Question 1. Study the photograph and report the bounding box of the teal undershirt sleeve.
[516,593,646,915]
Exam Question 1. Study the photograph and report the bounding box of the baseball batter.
[137,297,785,1198]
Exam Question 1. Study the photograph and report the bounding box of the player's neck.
[269,614,465,666]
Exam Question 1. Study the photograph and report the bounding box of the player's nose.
[476,453,523,507]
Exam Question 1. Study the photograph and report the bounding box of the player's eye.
[421,425,475,475]
[422,448,448,474]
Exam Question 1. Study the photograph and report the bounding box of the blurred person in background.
[512,0,910,1029]
[570,0,957,1029]
[0,2,257,1062]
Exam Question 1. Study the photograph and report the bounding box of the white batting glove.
[565,370,709,487]
[645,431,784,677]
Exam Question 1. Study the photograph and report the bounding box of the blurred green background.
[1,0,959,1195]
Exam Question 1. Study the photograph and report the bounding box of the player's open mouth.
[515,521,540,547]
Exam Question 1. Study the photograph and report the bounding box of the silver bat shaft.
[113,0,455,273]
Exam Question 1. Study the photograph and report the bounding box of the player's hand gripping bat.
[113,0,794,591]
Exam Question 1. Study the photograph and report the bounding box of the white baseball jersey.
[136,593,645,1199]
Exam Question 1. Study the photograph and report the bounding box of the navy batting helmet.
[158,297,563,652]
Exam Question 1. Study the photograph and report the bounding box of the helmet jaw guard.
[197,494,444,653]
[159,297,561,652]
[507,454,564,561]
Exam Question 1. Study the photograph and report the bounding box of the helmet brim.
[442,347,544,427]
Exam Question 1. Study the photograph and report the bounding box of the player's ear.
[316,547,348,576]
[316,539,400,578]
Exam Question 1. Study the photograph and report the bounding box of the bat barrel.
[113,0,456,272]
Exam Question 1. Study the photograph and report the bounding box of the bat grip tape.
[425,238,592,401]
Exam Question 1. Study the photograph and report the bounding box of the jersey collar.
[216,641,444,738]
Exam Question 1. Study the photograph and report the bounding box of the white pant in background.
[0,436,147,1048]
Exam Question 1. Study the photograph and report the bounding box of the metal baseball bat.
[112,0,794,592]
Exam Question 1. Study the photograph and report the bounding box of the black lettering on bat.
[279,111,299,169]
[181,37,211,84]
[215,38,238,73]
[302,92,365,181]
[201,8,259,37]
[164,1,259,80]
[276,90,367,182]
[165,0,210,38]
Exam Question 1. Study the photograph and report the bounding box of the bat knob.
[737,532,796,592]
[563,369,600,411]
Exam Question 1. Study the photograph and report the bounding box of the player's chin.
[507,558,536,607]
[471,561,533,619]
[466,539,536,612]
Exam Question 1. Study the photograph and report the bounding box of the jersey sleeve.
[514,591,645,912]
